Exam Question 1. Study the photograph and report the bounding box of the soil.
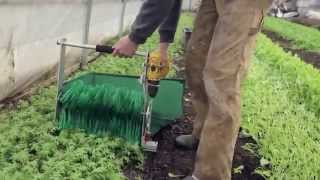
[125,56,267,180]
[289,17,320,30]
[262,30,320,69]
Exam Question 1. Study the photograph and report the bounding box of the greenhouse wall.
[297,0,320,18]
[0,0,195,102]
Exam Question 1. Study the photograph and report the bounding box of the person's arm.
[113,0,176,57]
[157,0,182,64]
[158,0,182,43]
[128,0,176,44]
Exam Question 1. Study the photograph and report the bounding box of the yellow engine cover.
[147,51,172,81]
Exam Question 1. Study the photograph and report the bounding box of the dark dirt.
[125,56,266,180]
[262,29,320,69]
[289,17,320,30]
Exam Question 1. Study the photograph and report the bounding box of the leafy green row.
[242,57,320,179]
[241,33,320,179]
[263,16,320,51]
[0,87,143,180]
[255,34,320,117]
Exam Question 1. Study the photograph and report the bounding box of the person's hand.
[158,43,170,66]
[112,35,138,57]
[158,43,171,78]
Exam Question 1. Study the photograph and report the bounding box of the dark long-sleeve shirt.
[129,0,182,44]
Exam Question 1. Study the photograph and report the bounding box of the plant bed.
[124,88,267,179]
[262,29,320,69]
[249,34,320,179]
[263,16,320,52]
[138,88,267,180]
[122,14,268,180]
[290,17,320,30]
[0,87,144,179]
[3,13,320,180]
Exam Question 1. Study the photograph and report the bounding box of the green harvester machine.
[55,39,184,152]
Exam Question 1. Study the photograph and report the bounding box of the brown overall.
[185,0,273,179]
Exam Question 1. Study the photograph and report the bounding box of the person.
[113,0,273,179]
[112,0,182,65]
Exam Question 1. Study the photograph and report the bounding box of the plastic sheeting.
[0,0,194,102]
[0,0,142,101]
[297,0,320,18]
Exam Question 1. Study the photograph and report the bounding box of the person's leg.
[192,0,268,179]
[177,0,220,149]
[185,0,219,140]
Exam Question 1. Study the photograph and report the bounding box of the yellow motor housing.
[147,51,171,81]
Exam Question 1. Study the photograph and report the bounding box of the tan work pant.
[185,0,272,179]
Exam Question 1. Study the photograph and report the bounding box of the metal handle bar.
[57,40,146,57]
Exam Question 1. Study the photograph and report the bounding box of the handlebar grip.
[96,45,114,53]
